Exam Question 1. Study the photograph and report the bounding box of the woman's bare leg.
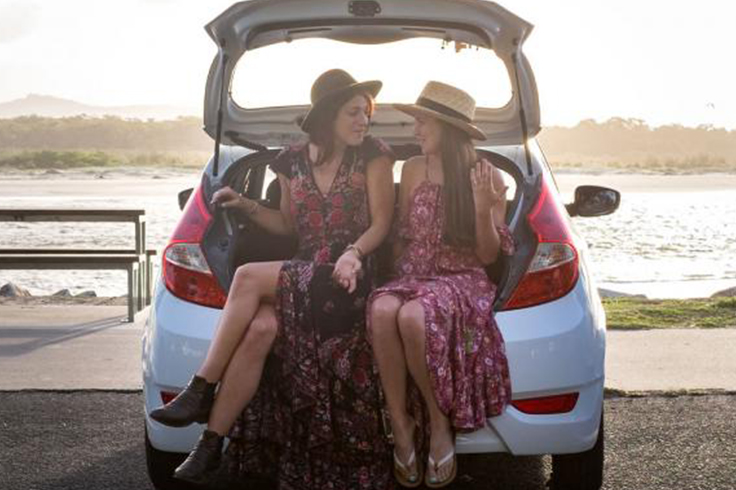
[206,304,278,436]
[370,295,417,472]
[397,300,455,482]
[197,261,281,382]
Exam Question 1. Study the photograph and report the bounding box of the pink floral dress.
[369,178,514,432]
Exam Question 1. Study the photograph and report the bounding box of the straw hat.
[300,69,382,133]
[394,81,486,140]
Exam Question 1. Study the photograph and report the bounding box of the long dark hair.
[306,93,376,167]
[440,123,478,247]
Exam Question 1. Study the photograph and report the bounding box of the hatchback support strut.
[512,52,533,176]
[212,39,228,177]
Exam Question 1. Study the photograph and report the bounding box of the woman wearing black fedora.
[150,69,396,489]
[368,81,514,488]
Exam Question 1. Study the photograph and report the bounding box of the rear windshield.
[232,38,512,110]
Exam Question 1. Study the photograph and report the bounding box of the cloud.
[0,1,40,43]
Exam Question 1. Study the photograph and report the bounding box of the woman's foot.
[150,375,217,427]
[173,429,224,484]
[392,416,422,488]
[425,421,457,488]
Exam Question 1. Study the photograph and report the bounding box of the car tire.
[144,424,194,490]
[550,406,604,490]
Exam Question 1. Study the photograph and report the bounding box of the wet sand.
[554,172,736,194]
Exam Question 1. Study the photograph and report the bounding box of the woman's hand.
[212,186,259,215]
[211,186,242,208]
[471,159,507,214]
[332,250,362,293]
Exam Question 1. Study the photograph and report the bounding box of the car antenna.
[512,51,533,176]
[212,38,228,178]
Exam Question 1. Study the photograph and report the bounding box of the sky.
[0,0,734,129]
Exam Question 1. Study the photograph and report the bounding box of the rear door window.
[232,38,512,110]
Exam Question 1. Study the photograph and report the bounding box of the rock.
[0,282,32,297]
[76,290,97,298]
[711,286,736,298]
[598,288,647,299]
[52,289,73,297]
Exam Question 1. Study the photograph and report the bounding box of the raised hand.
[470,159,507,213]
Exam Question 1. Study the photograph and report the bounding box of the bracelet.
[344,243,364,259]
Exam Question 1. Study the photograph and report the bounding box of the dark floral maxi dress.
[222,136,396,490]
[368,178,515,435]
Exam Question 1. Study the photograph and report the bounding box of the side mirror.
[178,188,194,211]
[566,185,620,217]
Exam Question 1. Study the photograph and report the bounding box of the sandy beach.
[553,171,736,194]
[2,168,735,197]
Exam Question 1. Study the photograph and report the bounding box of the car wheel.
[550,407,604,490]
[144,424,193,490]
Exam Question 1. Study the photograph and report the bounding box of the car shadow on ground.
[0,316,124,357]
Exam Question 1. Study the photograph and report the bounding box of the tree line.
[1,115,734,170]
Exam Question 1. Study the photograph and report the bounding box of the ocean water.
[1,177,734,299]
[572,189,736,298]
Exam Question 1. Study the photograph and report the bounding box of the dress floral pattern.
[222,136,396,490]
[369,179,515,432]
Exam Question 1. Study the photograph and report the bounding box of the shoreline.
[2,168,736,195]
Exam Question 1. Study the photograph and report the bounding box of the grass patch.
[603,297,736,329]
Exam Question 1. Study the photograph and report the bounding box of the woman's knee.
[232,264,257,293]
[244,314,278,351]
[369,296,402,332]
[397,301,425,341]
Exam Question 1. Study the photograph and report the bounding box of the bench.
[0,209,156,322]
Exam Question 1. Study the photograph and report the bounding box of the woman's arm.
[332,155,395,292]
[392,156,422,262]
[211,174,295,236]
[472,160,508,265]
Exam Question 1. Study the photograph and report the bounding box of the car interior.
[211,144,522,293]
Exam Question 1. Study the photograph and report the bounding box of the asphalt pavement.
[1,305,736,490]
[1,304,735,392]
[1,392,734,490]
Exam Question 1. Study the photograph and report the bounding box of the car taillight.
[162,185,227,308]
[511,392,579,414]
[503,177,579,310]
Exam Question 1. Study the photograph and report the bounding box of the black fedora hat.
[300,69,382,133]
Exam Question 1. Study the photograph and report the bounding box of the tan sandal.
[394,448,423,488]
[425,449,457,488]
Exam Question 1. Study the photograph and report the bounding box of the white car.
[142,1,619,489]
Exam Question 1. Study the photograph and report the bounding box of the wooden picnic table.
[0,208,155,322]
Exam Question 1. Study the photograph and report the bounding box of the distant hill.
[0,94,199,120]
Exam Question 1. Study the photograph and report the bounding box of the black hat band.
[415,97,472,123]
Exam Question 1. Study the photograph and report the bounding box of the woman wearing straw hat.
[150,69,397,489]
[368,81,514,488]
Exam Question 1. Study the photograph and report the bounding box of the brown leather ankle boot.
[150,375,216,427]
[173,429,223,485]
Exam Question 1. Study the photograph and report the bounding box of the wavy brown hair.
[306,92,376,167]
[440,122,478,247]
